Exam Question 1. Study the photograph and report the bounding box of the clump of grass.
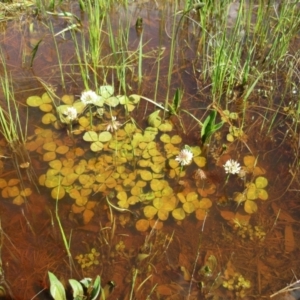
[0,50,38,192]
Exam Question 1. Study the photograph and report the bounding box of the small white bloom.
[64,107,77,121]
[223,159,241,175]
[80,90,99,105]
[195,168,207,180]
[175,149,193,166]
[106,116,121,132]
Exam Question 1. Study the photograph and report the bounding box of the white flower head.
[195,168,207,180]
[106,116,121,132]
[223,159,241,175]
[64,107,77,121]
[175,148,193,166]
[80,90,99,105]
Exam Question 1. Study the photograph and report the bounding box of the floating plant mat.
[25,86,271,232]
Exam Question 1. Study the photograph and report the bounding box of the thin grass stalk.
[48,20,66,90]
[165,0,178,112]
[138,31,143,90]
[70,29,89,90]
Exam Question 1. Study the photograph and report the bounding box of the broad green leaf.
[244,200,257,214]
[91,141,103,152]
[83,131,98,142]
[172,208,185,220]
[48,272,67,300]
[104,96,119,107]
[148,110,161,128]
[144,206,157,219]
[255,176,268,189]
[99,85,114,98]
[26,95,43,107]
[98,131,112,142]
[68,279,84,299]
[90,275,101,300]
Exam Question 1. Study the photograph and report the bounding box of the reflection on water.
[0,1,299,299]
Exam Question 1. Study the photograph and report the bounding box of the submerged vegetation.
[0,0,300,299]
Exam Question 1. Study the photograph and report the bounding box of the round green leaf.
[183,202,195,213]
[104,96,119,107]
[26,95,43,107]
[98,131,112,142]
[257,189,268,200]
[144,206,157,219]
[255,176,268,189]
[83,131,98,142]
[172,208,185,220]
[99,85,114,98]
[244,200,257,214]
[90,141,104,152]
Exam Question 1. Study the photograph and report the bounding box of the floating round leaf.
[99,85,114,98]
[169,159,179,169]
[43,142,56,152]
[90,141,104,152]
[105,177,117,188]
[0,179,6,188]
[56,145,69,154]
[51,186,65,200]
[186,192,198,202]
[42,92,52,103]
[76,196,88,207]
[136,219,150,232]
[140,170,152,181]
[246,183,257,200]
[83,131,98,142]
[49,160,62,170]
[244,155,255,167]
[170,135,182,144]
[149,219,163,229]
[13,195,24,205]
[104,96,119,107]
[98,131,112,142]
[257,189,268,200]
[62,173,78,186]
[144,206,157,219]
[61,94,74,105]
[42,113,57,124]
[83,209,94,224]
[69,189,80,199]
[226,133,234,142]
[72,204,85,214]
[93,96,104,107]
[194,156,206,168]
[198,198,212,209]
[172,208,185,220]
[183,202,195,213]
[160,134,171,143]
[158,210,169,221]
[8,179,20,186]
[20,188,32,197]
[158,122,173,132]
[195,208,206,220]
[43,152,56,162]
[45,175,60,188]
[244,200,257,214]
[150,179,164,192]
[255,176,268,189]
[7,186,19,198]
[148,110,161,128]
[26,95,43,107]
[40,103,53,112]
[233,192,246,203]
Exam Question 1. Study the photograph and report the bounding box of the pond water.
[0,1,300,300]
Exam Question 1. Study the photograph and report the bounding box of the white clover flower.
[195,168,207,180]
[223,159,241,175]
[175,149,193,166]
[106,116,121,132]
[64,107,77,121]
[80,90,99,105]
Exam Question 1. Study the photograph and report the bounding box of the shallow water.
[0,1,299,300]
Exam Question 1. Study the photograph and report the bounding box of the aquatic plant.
[47,271,114,300]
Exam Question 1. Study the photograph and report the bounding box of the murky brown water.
[0,1,300,300]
